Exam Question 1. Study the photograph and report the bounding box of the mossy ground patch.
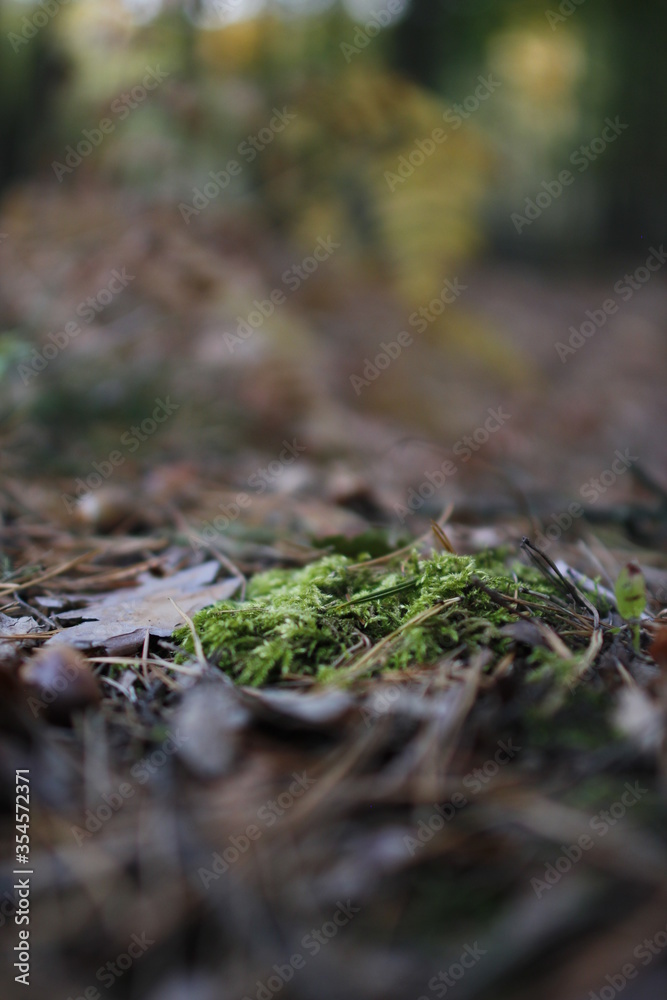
[175,549,572,686]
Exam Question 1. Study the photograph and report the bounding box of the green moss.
[174,549,579,686]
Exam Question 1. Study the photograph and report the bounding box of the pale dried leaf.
[45,562,241,654]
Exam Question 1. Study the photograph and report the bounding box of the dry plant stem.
[0,630,59,639]
[535,622,573,659]
[0,550,101,594]
[470,575,534,619]
[521,537,600,628]
[431,520,457,554]
[140,627,151,686]
[14,594,59,628]
[168,597,206,671]
[569,629,605,689]
[90,655,203,676]
[327,576,419,611]
[65,558,164,591]
[101,675,139,698]
[614,658,637,687]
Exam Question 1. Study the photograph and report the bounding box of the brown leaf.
[45,562,241,654]
[649,624,667,671]
[175,681,250,778]
[0,612,45,664]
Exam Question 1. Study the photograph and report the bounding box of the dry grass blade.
[521,537,600,628]
[90,655,204,677]
[0,630,59,640]
[168,596,207,672]
[536,622,573,659]
[0,550,101,594]
[431,520,457,554]
[326,576,418,611]
[335,598,461,684]
[569,628,605,687]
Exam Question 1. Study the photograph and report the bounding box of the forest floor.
[1,181,666,1000]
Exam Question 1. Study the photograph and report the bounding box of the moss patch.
[175,549,577,686]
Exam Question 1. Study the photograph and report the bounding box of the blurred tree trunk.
[0,20,67,195]
[391,0,501,92]
[390,0,665,254]
[601,0,667,250]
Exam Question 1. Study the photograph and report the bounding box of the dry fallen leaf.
[239,687,355,730]
[45,562,241,654]
[175,680,251,778]
[649,624,667,671]
[0,612,46,662]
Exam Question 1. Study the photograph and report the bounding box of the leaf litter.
[1,508,666,999]
[47,560,242,654]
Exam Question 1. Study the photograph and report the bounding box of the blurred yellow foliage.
[197,18,267,74]
[196,15,491,307]
[257,65,492,308]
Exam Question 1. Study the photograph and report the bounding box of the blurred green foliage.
[1,0,664,258]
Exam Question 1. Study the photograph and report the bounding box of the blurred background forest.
[0,0,665,541]
[1,6,667,1000]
